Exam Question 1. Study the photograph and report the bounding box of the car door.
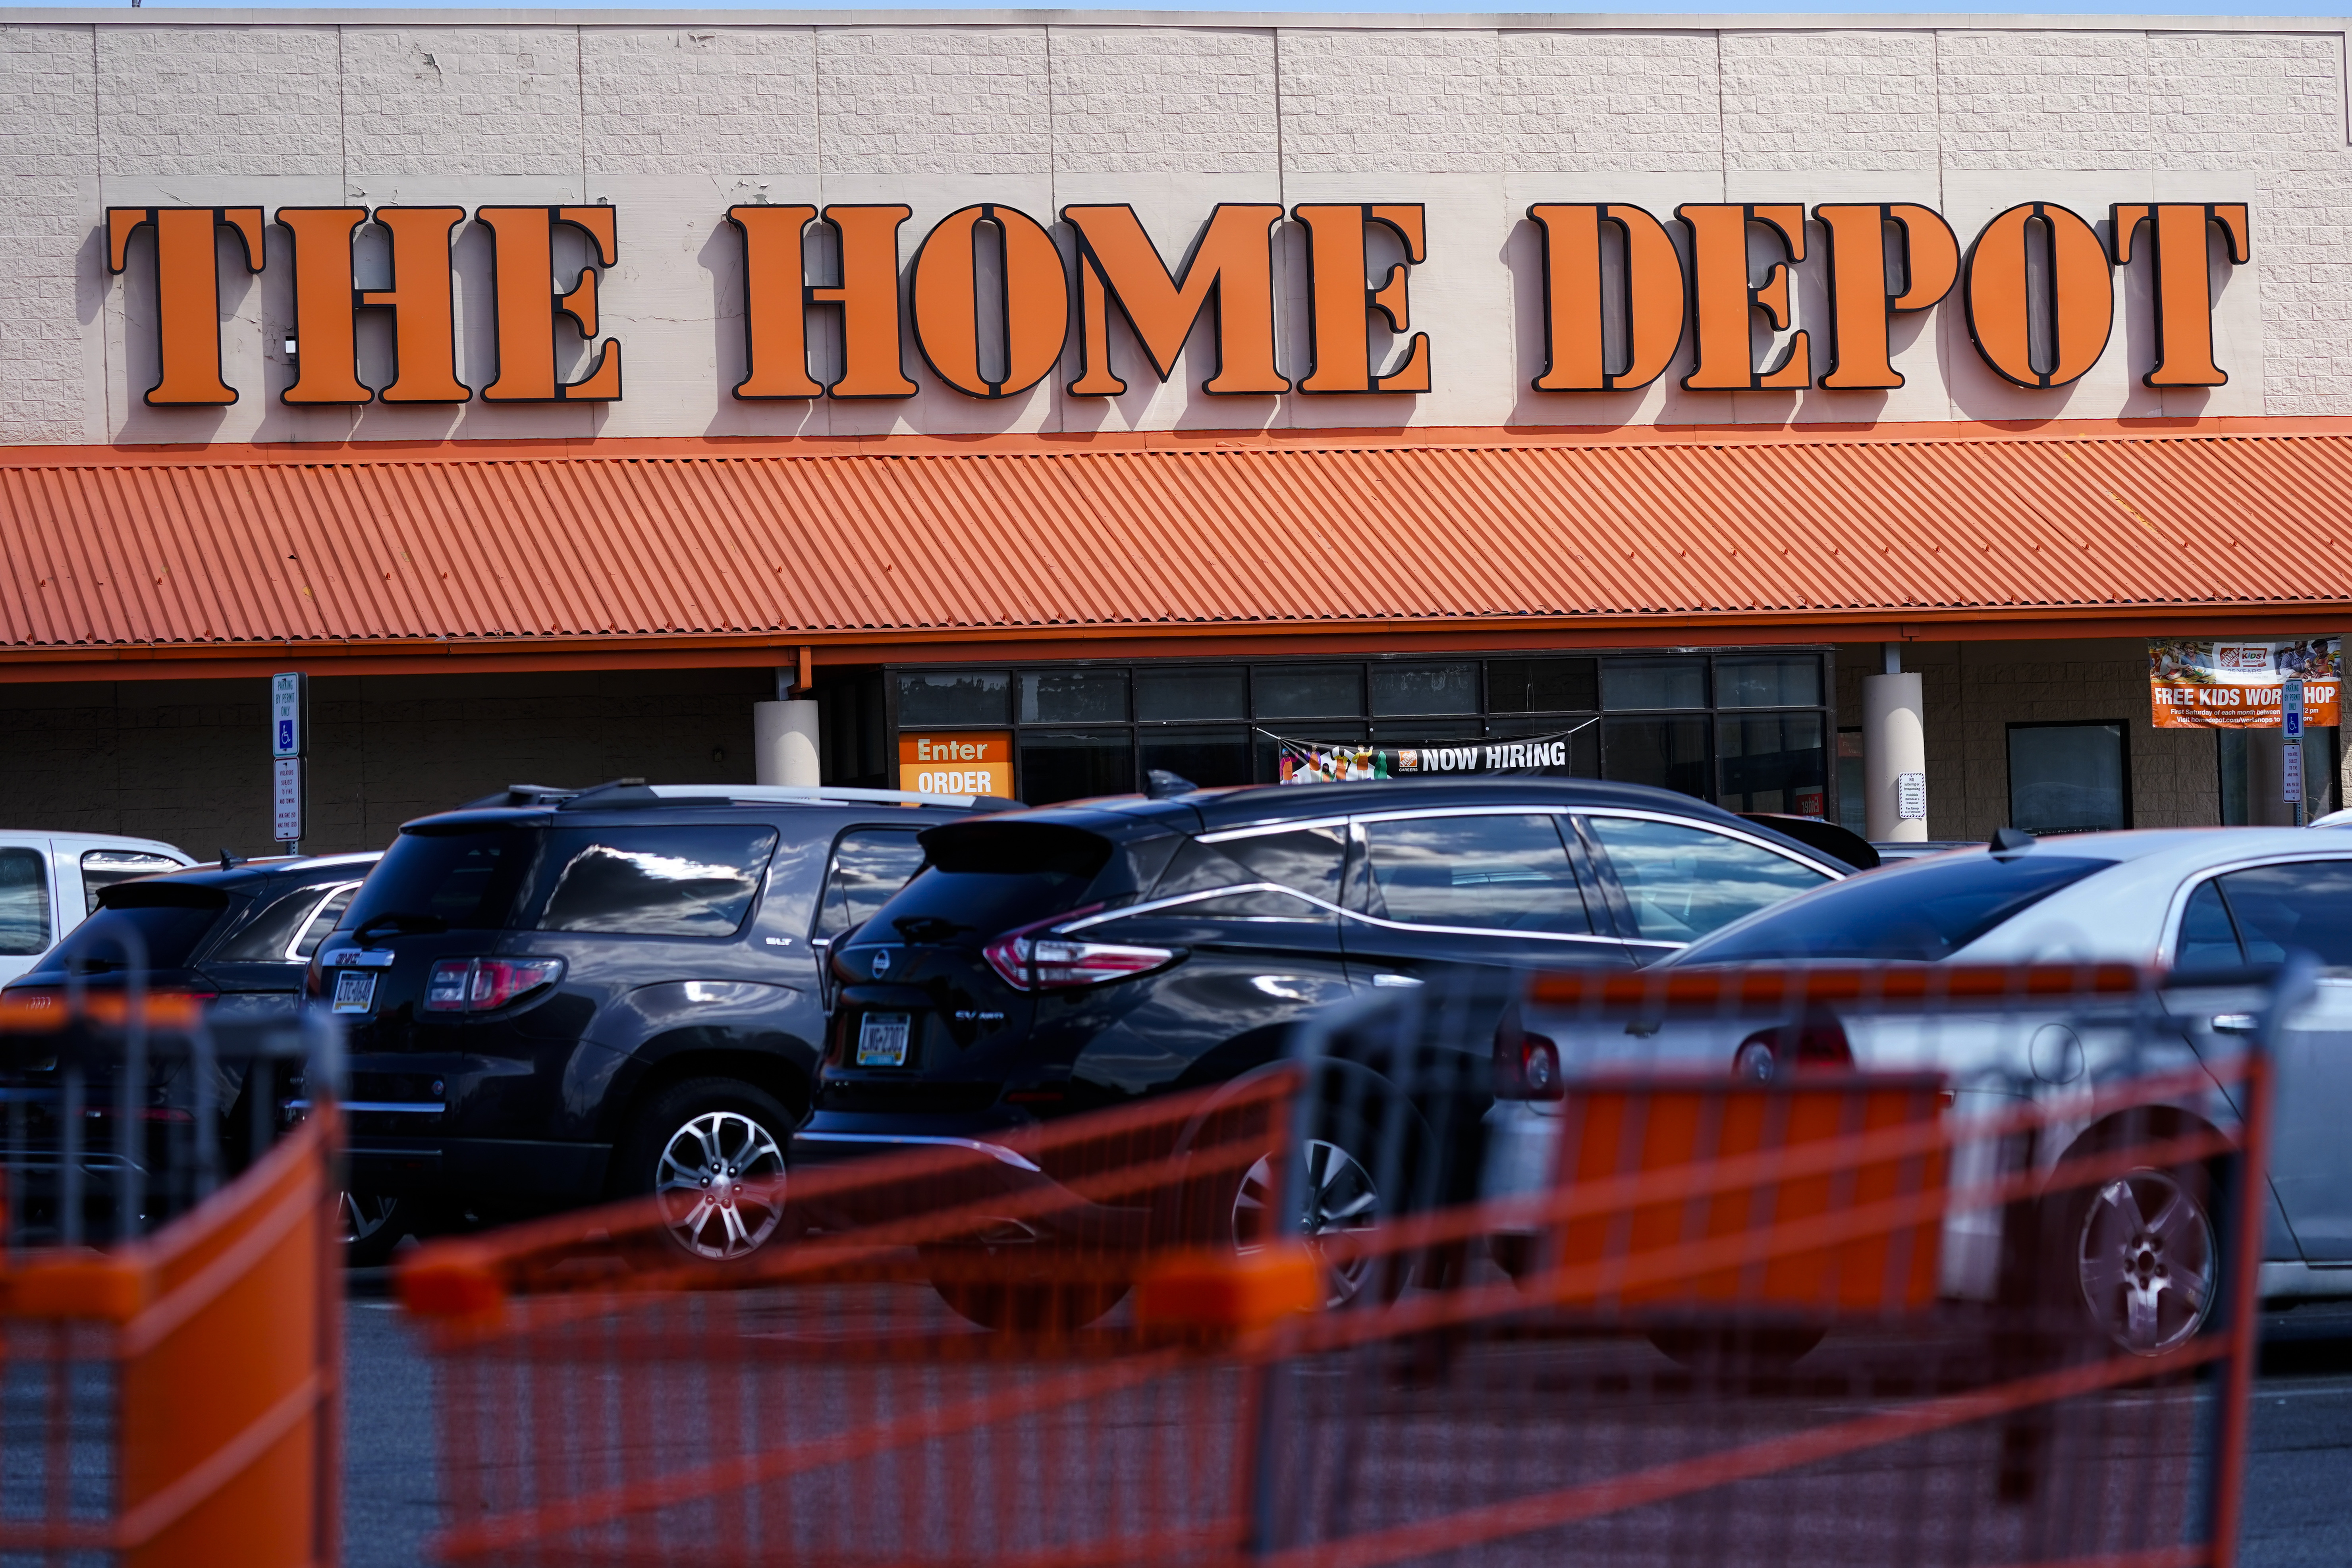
[2176,859,2352,1262]
[1576,811,1839,964]
[1338,808,1633,988]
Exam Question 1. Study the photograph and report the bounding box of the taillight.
[1493,1012,1564,1101]
[981,920,1176,991]
[423,958,564,1012]
[1732,1012,1852,1080]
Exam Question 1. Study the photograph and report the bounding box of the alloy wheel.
[1233,1138,1382,1306]
[340,1191,399,1246]
[2074,1169,2215,1356]
[653,1110,788,1261]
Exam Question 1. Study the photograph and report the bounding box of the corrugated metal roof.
[2,428,2347,662]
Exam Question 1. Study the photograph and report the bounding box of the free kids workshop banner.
[2148,639,2342,729]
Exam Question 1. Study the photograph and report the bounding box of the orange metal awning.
[2,423,2348,681]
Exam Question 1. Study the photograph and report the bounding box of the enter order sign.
[899,731,1012,797]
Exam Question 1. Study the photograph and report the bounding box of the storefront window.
[897,671,1009,727]
[1254,665,1364,718]
[1837,729,1867,835]
[1136,667,1245,721]
[1718,712,1827,815]
[1140,727,1252,788]
[1021,669,1128,724]
[1490,657,1598,713]
[1717,655,1821,708]
[1604,715,1711,798]
[2219,728,2340,824]
[1369,663,1477,716]
[2009,721,2128,835]
[1019,730,1135,804]
[1601,657,1707,710]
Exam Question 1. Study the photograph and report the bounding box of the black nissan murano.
[803,778,1850,1293]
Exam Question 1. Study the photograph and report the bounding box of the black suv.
[807,779,1846,1265]
[310,781,1002,1260]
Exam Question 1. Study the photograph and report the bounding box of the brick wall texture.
[10,16,2350,442]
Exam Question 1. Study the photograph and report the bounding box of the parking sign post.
[270,671,307,853]
[2284,676,2306,827]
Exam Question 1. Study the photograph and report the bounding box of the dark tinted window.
[874,823,1115,941]
[1363,814,1590,934]
[1254,665,1363,719]
[346,828,532,933]
[1602,659,1706,710]
[1136,667,1245,721]
[51,888,232,971]
[1681,852,2107,963]
[1020,670,1127,723]
[1019,731,1135,805]
[816,830,928,937]
[0,847,49,957]
[1156,827,1347,905]
[1488,657,1596,714]
[298,887,357,958]
[2175,879,2245,972]
[1716,656,1821,708]
[216,883,341,962]
[1139,728,1251,788]
[531,827,779,937]
[1588,816,1834,943]
[1369,664,1476,716]
[2210,861,2352,966]
[897,671,1009,726]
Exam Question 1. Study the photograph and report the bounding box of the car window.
[0,848,50,957]
[297,886,357,958]
[1154,827,1347,905]
[1584,815,1832,944]
[1360,814,1591,934]
[2174,880,2246,972]
[2211,861,2352,967]
[79,850,181,915]
[214,881,363,964]
[349,828,534,933]
[1678,852,2107,964]
[532,826,781,938]
[814,830,928,938]
[46,886,233,972]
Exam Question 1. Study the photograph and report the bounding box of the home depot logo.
[106,199,2249,408]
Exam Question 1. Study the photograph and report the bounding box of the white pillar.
[753,700,820,787]
[1863,644,1928,842]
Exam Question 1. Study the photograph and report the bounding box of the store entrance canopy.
[3,423,2348,681]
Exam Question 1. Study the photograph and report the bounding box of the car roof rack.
[641,783,1017,812]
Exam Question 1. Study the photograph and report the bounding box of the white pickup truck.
[0,832,193,988]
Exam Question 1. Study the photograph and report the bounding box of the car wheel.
[2052,1160,2217,1357]
[1207,1108,1402,1309]
[340,1192,407,1269]
[616,1078,794,1264]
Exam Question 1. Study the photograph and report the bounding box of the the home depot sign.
[107,197,2251,408]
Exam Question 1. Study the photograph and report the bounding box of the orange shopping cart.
[401,958,2294,1568]
[0,978,344,1568]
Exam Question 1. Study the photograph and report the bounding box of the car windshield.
[1676,852,2111,964]
[43,887,233,973]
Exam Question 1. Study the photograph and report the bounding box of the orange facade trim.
[2,422,2348,683]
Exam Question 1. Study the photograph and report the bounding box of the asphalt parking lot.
[342,1288,2352,1568]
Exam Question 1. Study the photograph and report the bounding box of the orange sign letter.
[911,204,1070,399]
[1063,204,1287,397]
[728,204,822,399]
[274,208,370,405]
[478,206,623,401]
[107,206,264,406]
[807,205,916,399]
[357,207,470,403]
[1676,204,1810,392]
[1814,204,1959,390]
[1526,203,1686,392]
[2110,203,2252,388]
[1293,203,1430,395]
[1964,203,2113,390]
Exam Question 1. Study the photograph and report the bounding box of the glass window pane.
[815,829,928,937]
[897,671,1010,727]
[1488,657,1598,714]
[0,847,51,957]
[297,887,357,959]
[1603,716,1711,800]
[534,827,779,937]
[1837,730,1866,835]
[1369,663,1476,716]
[2009,722,2126,835]
[2175,880,2246,972]
[1601,658,1706,710]
[1158,827,1347,904]
[1488,717,1601,776]
[1136,667,1246,721]
[1685,854,2105,963]
[216,885,331,962]
[1717,712,1827,816]
[1362,814,1591,934]
[1020,669,1128,724]
[1139,727,1252,788]
[2215,861,2352,966]
[1715,655,1821,708]
[1584,815,1831,943]
[1253,665,1364,719]
[79,850,180,915]
[1019,731,1135,805]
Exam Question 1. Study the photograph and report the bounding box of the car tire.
[2043,1127,2218,1358]
[613,1078,796,1265]
[340,1192,407,1269]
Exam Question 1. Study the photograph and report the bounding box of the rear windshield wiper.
[352,913,449,943]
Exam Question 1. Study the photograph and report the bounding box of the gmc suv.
[311,780,1005,1259]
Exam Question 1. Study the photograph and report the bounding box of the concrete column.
[754,700,820,787]
[1864,644,1928,841]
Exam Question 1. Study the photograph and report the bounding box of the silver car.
[1482,827,2352,1354]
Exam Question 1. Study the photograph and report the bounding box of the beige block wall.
[1835,638,2352,840]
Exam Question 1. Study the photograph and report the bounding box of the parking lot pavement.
[341,1289,2352,1568]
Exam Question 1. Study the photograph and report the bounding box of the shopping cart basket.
[402,958,2296,1568]
[0,980,343,1568]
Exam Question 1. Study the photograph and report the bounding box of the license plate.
[332,970,377,1015]
[856,1013,912,1068]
